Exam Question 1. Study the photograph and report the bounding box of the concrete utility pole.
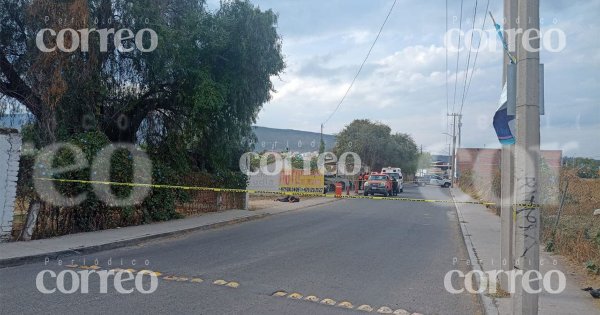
[448,113,460,185]
[457,114,463,150]
[448,143,452,174]
[320,123,324,146]
[513,0,541,314]
[457,114,463,179]
[500,0,517,292]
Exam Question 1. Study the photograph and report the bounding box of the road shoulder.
[0,197,337,268]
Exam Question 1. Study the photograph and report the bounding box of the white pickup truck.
[417,174,451,188]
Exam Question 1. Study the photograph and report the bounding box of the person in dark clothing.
[275,196,300,202]
[391,177,398,196]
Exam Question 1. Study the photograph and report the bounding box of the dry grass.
[487,283,511,298]
[542,170,600,281]
[461,168,600,282]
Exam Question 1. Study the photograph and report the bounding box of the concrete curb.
[0,197,339,269]
[0,213,269,269]
[450,188,500,315]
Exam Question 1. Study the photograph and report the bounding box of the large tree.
[334,119,419,174]
[0,0,284,172]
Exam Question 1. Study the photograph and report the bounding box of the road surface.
[0,185,481,315]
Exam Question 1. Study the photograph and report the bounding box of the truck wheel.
[443,183,451,188]
[400,188,403,193]
[363,191,368,196]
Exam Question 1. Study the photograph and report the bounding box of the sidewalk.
[0,197,337,268]
[451,188,598,315]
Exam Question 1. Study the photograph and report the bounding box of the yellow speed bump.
[79,265,101,270]
[190,278,204,283]
[377,306,393,314]
[213,279,228,285]
[304,295,320,302]
[163,275,178,281]
[337,301,354,309]
[287,292,303,299]
[357,304,374,312]
[65,264,78,268]
[320,298,336,306]
[138,270,162,277]
[272,291,287,297]
[392,309,410,315]
[225,281,240,288]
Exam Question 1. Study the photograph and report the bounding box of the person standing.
[358,172,364,190]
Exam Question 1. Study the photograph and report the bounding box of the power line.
[451,0,465,114]
[459,0,479,115]
[445,0,450,141]
[445,0,449,117]
[462,0,491,114]
[322,0,397,126]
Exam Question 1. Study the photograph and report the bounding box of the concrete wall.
[0,129,22,242]
[457,148,562,204]
[457,148,562,181]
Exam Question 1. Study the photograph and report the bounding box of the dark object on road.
[582,287,600,298]
[275,196,300,203]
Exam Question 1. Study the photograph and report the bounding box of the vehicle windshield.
[369,175,387,180]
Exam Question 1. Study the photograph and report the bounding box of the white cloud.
[252,0,600,158]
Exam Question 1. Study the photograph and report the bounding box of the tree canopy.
[334,119,419,175]
[0,0,284,173]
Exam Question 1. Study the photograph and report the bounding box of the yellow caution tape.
[34,177,539,208]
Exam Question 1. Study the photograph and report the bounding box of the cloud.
[252,0,600,158]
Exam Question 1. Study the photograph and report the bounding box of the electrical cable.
[322,0,397,126]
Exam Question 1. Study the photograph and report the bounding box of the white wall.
[0,131,21,242]
[248,172,280,192]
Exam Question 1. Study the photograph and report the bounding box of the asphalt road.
[0,185,481,315]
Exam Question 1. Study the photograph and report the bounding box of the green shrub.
[142,160,184,222]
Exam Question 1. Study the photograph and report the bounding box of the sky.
[208,0,600,158]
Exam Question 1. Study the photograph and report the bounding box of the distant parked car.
[416,175,451,188]
[430,175,452,188]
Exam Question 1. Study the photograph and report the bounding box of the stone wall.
[0,129,21,242]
